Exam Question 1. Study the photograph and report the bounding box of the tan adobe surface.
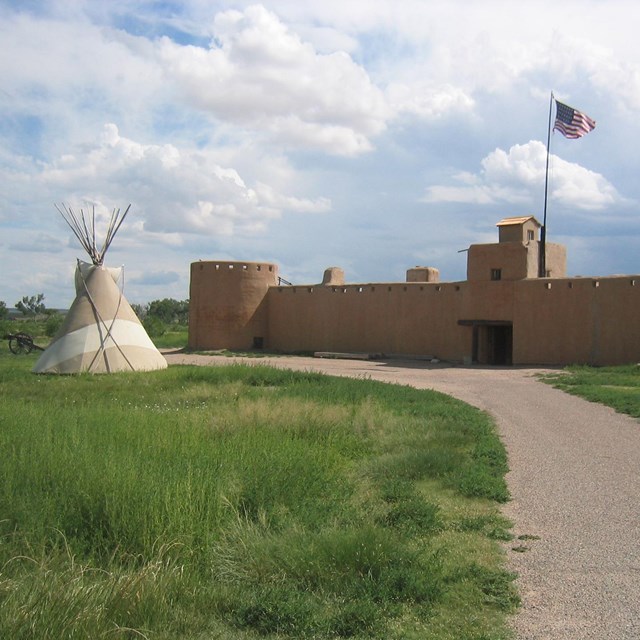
[188,220,640,366]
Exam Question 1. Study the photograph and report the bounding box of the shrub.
[45,313,64,337]
[143,316,165,337]
[147,298,189,325]
[0,319,10,337]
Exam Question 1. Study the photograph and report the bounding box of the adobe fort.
[188,216,640,365]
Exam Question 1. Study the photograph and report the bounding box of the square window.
[527,229,535,241]
[491,268,502,281]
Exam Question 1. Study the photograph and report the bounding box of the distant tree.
[15,293,46,317]
[131,303,149,321]
[147,298,189,325]
[0,301,7,320]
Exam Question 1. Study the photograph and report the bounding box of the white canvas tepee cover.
[33,261,168,374]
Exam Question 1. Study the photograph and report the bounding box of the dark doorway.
[462,320,513,365]
[487,324,512,365]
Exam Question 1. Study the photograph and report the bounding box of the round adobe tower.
[188,261,279,350]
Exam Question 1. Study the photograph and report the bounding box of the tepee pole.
[539,91,555,278]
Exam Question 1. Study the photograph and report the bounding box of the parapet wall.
[188,261,278,350]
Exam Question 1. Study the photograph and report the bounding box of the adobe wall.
[265,275,640,365]
[188,261,278,350]
[406,267,440,282]
[512,276,640,365]
[187,263,640,366]
[468,243,531,280]
[269,283,462,358]
[542,243,567,278]
[467,241,566,281]
[267,280,515,361]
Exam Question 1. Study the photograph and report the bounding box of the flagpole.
[539,91,554,277]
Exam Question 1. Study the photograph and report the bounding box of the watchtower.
[497,215,540,243]
[467,215,566,281]
[188,261,278,350]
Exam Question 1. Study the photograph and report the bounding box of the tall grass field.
[0,349,517,639]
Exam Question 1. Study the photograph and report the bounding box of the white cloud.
[1,1,640,307]
[31,123,332,237]
[548,34,640,112]
[549,160,621,211]
[254,182,331,213]
[423,140,625,210]
[291,24,359,55]
[9,233,64,254]
[0,11,162,142]
[386,83,474,119]
[130,270,181,286]
[158,5,391,155]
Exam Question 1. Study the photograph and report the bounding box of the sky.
[1,0,639,308]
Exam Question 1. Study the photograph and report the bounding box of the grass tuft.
[540,364,640,418]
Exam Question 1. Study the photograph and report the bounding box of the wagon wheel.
[9,332,34,355]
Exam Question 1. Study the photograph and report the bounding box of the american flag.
[553,100,596,139]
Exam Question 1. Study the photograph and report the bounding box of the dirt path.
[163,352,640,639]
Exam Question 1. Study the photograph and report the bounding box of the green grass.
[150,325,188,349]
[0,349,517,639]
[1,318,188,350]
[541,364,640,418]
[0,318,48,341]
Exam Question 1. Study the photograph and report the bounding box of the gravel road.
[163,351,640,639]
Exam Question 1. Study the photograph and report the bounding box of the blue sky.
[1,0,639,307]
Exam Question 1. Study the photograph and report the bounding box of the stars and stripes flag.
[553,100,596,138]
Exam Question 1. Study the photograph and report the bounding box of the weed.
[459,564,520,612]
[380,497,442,535]
[456,515,514,541]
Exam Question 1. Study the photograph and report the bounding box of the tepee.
[33,204,168,374]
